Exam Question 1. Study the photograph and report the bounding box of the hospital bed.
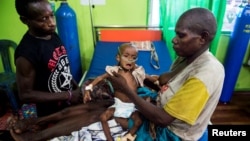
[80,25,173,84]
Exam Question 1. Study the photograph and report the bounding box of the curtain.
[159,0,227,60]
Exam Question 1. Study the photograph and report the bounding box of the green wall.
[0,0,26,72]
[0,0,249,90]
[0,0,147,71]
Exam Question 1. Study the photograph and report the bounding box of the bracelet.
[67,90,72,105]
[85,84,93,91]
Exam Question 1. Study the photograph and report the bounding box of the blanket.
[50,119,126,141]
[50,87,180,141]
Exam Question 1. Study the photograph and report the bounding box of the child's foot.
[7,116,40,134]
[10,129,34,141]
[121,133,137,141]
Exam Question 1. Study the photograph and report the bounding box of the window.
[221,0,248,32]
[148,0,160,26]
[149,0,249,32]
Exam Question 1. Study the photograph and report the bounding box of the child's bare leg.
[8,116,42,134]
[9,100,114,135]
[10,100,113,141]
[8,104,87,134]
[114,117,129,130]
[128,111,142,135]
[8,112,65,134]
[10,110,106,141]
[44,107,109,139]
[41,100,114,122]
[10,129,33,141]
[100,108,115,141]
[120,111,142,141]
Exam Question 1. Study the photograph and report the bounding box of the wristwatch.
[85,84,93,91]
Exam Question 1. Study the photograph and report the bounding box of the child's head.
[116,43,138,71]
[15,0,56,37]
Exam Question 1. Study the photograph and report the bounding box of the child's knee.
[99,111,112,122]
[99,113,106,122]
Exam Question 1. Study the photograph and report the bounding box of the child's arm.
[83,73,110,103]
[144,74,160,91]
[145,75,159,83]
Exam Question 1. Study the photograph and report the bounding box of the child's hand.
[160,84,168,94]
[83,90,92,103]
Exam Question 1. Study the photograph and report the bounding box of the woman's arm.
[108,71,175,126]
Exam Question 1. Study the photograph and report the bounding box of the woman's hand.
[107,71,130,94]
